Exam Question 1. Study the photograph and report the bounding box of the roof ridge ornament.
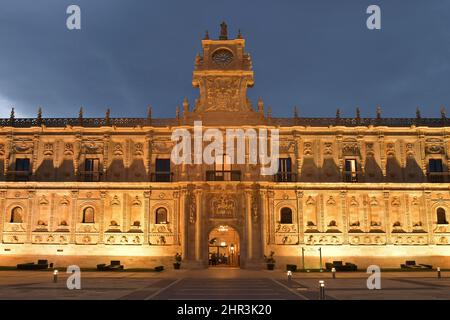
[219,21,228,40]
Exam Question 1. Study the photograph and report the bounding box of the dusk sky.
[0,0,449,119]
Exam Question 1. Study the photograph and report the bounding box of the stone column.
[143,190,151,244]
[245,190,253,260]
[26,190,36,243]
[340,191,348,244]
[194,189,202,261]
[0,190,6,240]
[424,191,433,244]
[296,190,304,244]
[383,192,391,244]
[31,134,39,180]
[267,190,275,244]
[70,190,78,243]
[178,189,186,256]
[102,135,109,181]
[99,191,107,243]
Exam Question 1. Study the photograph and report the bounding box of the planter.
[267,263,275,270]
[173,263,181,270]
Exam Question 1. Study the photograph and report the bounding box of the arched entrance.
[208,225,240,267]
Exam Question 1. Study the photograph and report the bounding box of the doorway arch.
[208,225,240,267]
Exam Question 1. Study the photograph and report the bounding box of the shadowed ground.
[0,268,448,300]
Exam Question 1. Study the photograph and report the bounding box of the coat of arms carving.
[211,195,236,218]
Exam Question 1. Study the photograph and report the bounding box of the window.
[344,159,358,182]
[208,154,240,181]
[156,207,168,224]
[82,207,95,223]
[437,208,448,224]
[280,207,293,224]
[13,158,30,181]
[83,158,100,182]
[15,158,30,172]
[429,159,443,173]
[10,207,23,223]
[429,159,444,183]
[154,159,171,182]
[276,158,293,182]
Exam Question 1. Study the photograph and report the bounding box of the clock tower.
[189,23,259,120]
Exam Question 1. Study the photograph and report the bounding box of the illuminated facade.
[1,24,450,269]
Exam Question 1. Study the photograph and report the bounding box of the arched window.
[156,207,168,224]
[280,207,293,224]
[10,207,23,223]
[437,208,448,224]
[82,207,95,223]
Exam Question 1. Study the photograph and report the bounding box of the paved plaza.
[0,268,448,300]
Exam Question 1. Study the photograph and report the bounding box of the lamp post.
[318,247,323,272]
[319,280,325,300]
[53,269,58,283]
[437,267,441,279]
[331,267,336,279]
[287,270,292,286]
[301,247,305,270]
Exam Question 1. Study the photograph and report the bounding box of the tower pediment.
[187,23,260,122]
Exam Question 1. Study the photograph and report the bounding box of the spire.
[147,105,152,124]
[9,107,15,126]
[416,107,421,119]
[237,29,243,39]
[78,107,84,126]
[356,107,361,120]
[204,30,209,40]
[336,108,341,119]
[376,106,381,120]
[441,106,446,119]
[37,107,42,126]
[183,97,189,114]
[175,106,180,120]
[105,108,111,126]
[257,97,264,115]
[219,21,228,40]
[267,106,272,119]
[293,106,299,118]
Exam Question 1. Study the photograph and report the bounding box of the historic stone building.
[1,24,450,269]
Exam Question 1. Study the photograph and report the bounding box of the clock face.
[212,49,233,66]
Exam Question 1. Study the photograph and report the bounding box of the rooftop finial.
[376,106,381,119]
[441,106,446,119]
[219,21,228,40]
[257,97,264,115]
[9,107,15,126]
[147,105,152,122]
[105,108,111,126]
[204,30,209,40]
[267,106,272,119]
[416,107,421,119]
[183,97,189,114]
[176,106,180,120]
[293,106,299,118]
[37,107,42,126]
[78,107,84,126]
[336,108,341,119]
[237,29,243,39]
[356,107,361,120]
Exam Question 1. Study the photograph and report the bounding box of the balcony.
[206,170,241,181]
[151,172,173,182]
[79,171,102,182]
[274,172,297,182]
[343,171,359,183]
[427,172,450,183]
[7,170,31,182]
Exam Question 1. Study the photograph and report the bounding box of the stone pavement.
[0,268,448,300]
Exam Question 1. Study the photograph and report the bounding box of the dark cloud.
[0,0,449,118]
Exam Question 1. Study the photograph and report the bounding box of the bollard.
[437,267,441,279]
[331,267,336,279]
[53,269,58,283]
[287,270,292,281]
[319,280,325,300]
